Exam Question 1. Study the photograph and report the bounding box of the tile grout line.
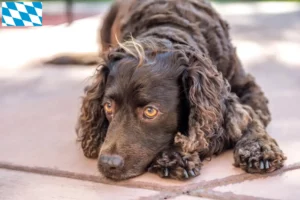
[136,188,279,200]
[0,161,299,198]
[137,162,300,200]
[0,161,178,192]
[136,192,178,200]
[180,162,300,192]
[189,188,279,200]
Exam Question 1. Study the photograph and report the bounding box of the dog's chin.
[100,169,144,181]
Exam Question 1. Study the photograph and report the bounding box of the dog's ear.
[76,65,110,158]
[175,54,225,155]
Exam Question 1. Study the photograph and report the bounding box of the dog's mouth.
[97,159,147,181]
[102,171,143,181]
[98,166,145,181]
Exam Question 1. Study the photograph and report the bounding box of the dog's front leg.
[148,138,202,180]
[233,121,286,173]
[225,95,286,173]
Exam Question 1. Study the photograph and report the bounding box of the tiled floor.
[0,2,300,200]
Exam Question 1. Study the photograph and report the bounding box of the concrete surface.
[0,2,300,200]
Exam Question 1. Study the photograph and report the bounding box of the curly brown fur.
[76,65,109,158]
[74,0,285,180]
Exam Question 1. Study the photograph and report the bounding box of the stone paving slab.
[0,169,158,200]
[0,66,243,187]
[214,169,300,200]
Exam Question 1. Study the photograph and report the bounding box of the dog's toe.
[234,139,286,173]
[148,149,202,180]
[188,169,196,177]
[163,168,169,177]
[183,169,189,179]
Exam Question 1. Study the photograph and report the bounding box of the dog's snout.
[99,154,124,169]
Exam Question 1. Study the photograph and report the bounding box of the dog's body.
[68,0,286,180]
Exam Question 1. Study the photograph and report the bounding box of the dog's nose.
[99,154,124,170]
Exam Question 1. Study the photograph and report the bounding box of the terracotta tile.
[267,122,300,166]
[0,169,158,200]
[214,169,300,200]
[266,96,300,166]
[0,67,98,175]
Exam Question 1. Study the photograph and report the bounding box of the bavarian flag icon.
[2,2,43,27]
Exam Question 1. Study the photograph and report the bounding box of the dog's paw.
[148,149,202,180]
[234,138,286,173]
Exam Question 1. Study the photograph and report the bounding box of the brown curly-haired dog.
[73,0,287,180]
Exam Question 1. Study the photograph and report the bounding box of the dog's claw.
[182,157,188,166]
[183,169,189,179]
[265,160,270,169]
[164,168,169,177]
[240,155,245,162]
[260,160,264,169]
[189,169,196,177]
[277,160,281,164]
[249,162,253,168]
[194,167,200,174]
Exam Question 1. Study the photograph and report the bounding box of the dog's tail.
[44,52,101,66]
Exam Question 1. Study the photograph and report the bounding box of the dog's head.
[76,38,225,180]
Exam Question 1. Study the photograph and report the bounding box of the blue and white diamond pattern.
[2,2,43,27]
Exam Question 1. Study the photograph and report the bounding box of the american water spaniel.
[65,0,286,180]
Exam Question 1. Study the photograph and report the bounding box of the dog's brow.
[135,91,170,106]
[134,96,154,106]
[104,87,119,100]
[104,92,118,101]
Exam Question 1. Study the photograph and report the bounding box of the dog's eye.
[104,102,113,114]
[143,106,158,119]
